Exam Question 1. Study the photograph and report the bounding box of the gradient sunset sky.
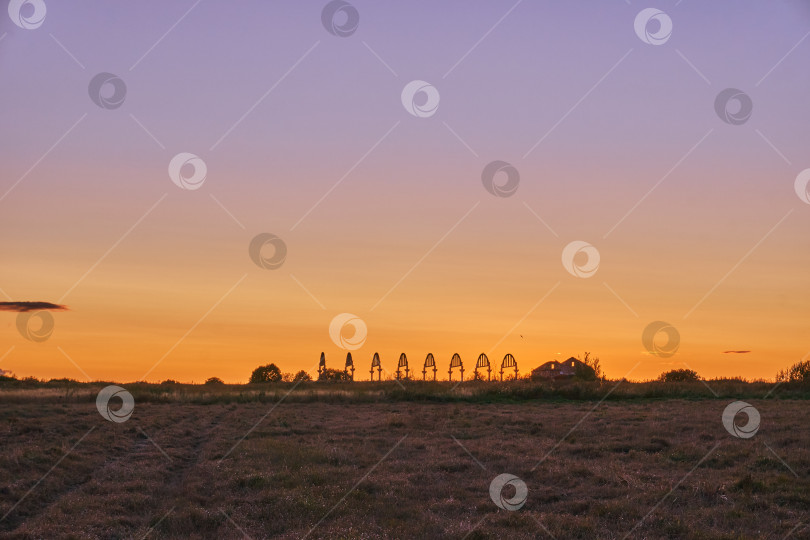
[2,0,809,383]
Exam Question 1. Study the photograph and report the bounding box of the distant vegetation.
[3,357,809,400]
[289,370,312,382]
[658,368,700,382]
[776,358,810,383]
[578,352,602,380]
[2,378,809,405]
[249,363,282,383]
[317,368,351,382]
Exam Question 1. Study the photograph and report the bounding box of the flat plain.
[0,383,808,539]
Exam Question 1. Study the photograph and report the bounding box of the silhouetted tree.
[577,352,603,380]
[776,359,810,382]
[658,368,700,382]
[293,370,312,382]
[249,363,282,383]
[205,377,225,385]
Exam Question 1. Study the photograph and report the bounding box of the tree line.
[3,358,809,385]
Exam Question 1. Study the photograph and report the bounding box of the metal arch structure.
[345,352,355,381]
[500,353,518,381]
[370,352,382,381]
[318,352,326,378]
[448,353,464,381]
[396,353,410,380]
[423,353,437,381]
[474,353,492,381]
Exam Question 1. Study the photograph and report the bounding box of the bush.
[658,368,700,382]
[47,378,78,384]
[205,377,225,385]
[776,359,810,383]
[577,352,602,380]
[292,370,312,382]
[161,379,179,385]
[317,368,350,382]
[249,364,282,383]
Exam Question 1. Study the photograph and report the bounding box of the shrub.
[292,370,312,382]
[658,368,700,382]
[205,377,225,385]
[776,359,810,383]
[161,379,179,385]
[317,368,350,382]
[249,364,282,383]
[578,352,602,380]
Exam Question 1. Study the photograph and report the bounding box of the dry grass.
[1,378,808,405]
[0,387,808,538]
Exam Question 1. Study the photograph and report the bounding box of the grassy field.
[0,381,808,539]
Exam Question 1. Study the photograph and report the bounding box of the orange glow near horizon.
[3,210,808,384]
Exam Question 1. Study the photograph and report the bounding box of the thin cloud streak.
[0,302,68,313]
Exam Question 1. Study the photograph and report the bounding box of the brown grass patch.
[0,395,807,538]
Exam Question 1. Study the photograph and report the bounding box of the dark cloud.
[0,302,68,313]
[723,350,751,354]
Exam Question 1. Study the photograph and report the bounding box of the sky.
[1,0,809,383]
